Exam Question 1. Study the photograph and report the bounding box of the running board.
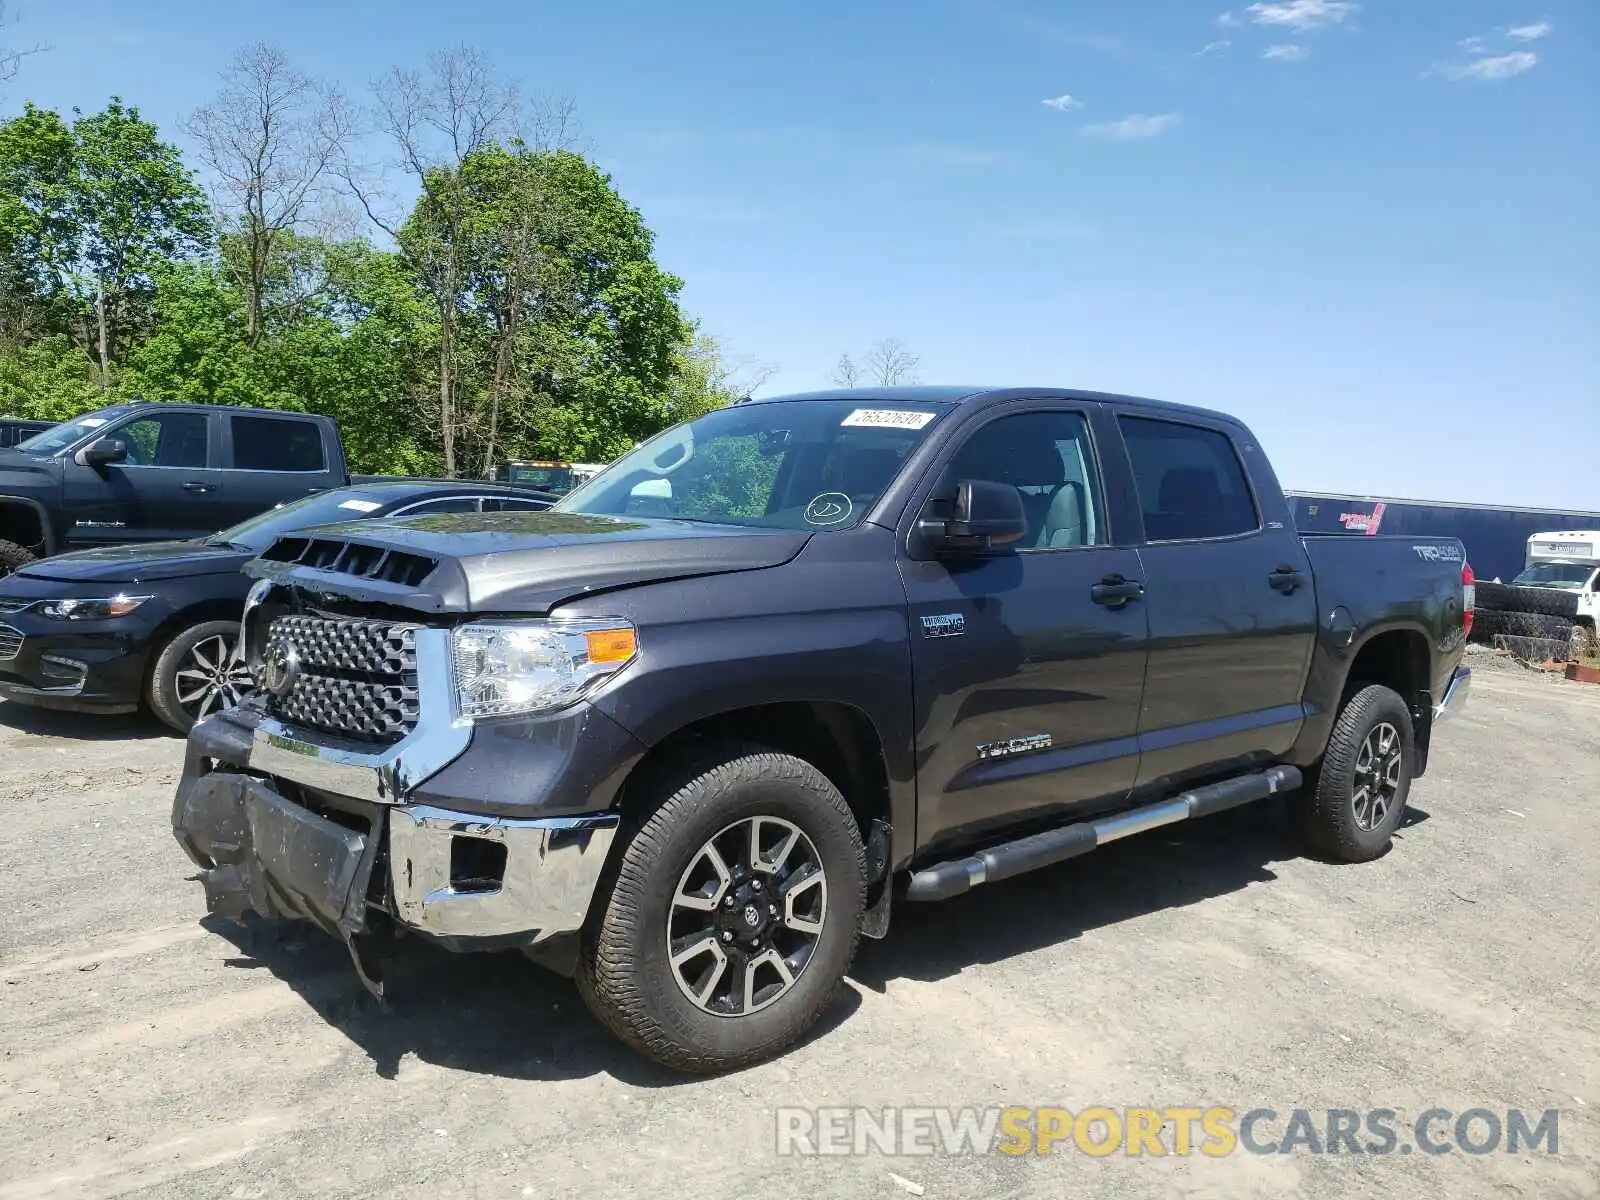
[903,765,1303,903]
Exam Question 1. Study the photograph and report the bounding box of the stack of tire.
[1470,581,1579,648]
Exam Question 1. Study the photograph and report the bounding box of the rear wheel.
[147,620,253,734]
[1301,684,1414,862]
[0,538,37,578]
[577,745,867,1075]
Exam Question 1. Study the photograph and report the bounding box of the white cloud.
[1445,50,1538,81]
[1507,21,1552,41]
[1262,43,1310,61]
[1040,94,1083,111]
[1217,10,1241,27]
[1457,35,1488,53]
[1247,0,1358,31]
[1082,113,1182,140]
[1195,39,1233,57]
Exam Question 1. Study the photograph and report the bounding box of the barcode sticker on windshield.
[841,409,936,430]
[338,499,381,513]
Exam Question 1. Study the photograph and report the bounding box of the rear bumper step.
[904,765,1303,902]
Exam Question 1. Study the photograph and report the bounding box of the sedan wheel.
[174,632,254,722]
[147,619,253,734]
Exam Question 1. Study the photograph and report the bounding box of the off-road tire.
[0,538,37,578]
[576,744,868,1075]
[1300,684,1414,863]
[1471,581,1512,613]
[1506,585,1580,620]
[1468,609,1505,643]
[1500,611,1573,641]
[146,619,249,734]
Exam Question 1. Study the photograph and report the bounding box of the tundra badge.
[976,733,1053,760]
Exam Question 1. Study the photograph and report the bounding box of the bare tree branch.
[183,42,351,344]
[863,336,920,386]
[339,46,523,476]
[831,352,860,387]
[0,1,47,86]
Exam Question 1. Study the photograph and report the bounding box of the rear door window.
[1118,416,1259,542]
[230,415,328,472]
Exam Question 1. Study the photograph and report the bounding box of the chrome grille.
[265,615,420,743]
[0,624,20,661]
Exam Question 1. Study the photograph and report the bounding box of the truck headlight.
[450,618,638,719]
[38,594,152,620]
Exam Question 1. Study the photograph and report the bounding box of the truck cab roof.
[742,385,1241,427]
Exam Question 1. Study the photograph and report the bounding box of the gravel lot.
[3,648,1597,1200]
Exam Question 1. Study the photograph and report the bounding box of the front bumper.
[0,614,151,713]
[172,709,620,967]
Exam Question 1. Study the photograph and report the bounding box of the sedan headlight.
[450,618,638,719]
[38,594,153,620]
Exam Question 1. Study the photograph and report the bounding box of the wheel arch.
[613,700,896,856]
[139,599,248,697]
[1337,624,1434,770]
[0,497,56,555]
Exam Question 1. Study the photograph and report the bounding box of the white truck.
[1512,530,1600,637]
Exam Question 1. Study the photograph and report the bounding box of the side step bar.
[903,765,1302,903]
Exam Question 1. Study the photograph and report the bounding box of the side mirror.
[74,436,127,467]
[919,479,1027,555]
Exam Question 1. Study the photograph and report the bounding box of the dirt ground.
[2,648,1597,1199]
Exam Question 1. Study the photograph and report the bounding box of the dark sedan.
[0,480,552,732]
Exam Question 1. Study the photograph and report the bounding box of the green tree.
[407,144,690,474]
[0,103,77,342]
[0,99,208,388]
[71,99,211,387]
[121,234,439,474]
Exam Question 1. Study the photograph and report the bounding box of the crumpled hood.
[245,511,813,613]
[10,540,251,585]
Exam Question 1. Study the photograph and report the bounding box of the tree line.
[0,43,768,476]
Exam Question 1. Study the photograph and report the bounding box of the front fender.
[0,493,60,554]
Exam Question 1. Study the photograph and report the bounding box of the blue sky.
[10,0,1598,508]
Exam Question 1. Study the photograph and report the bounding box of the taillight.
[1462,561,1475,636]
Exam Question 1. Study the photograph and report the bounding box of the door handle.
[1091,575,1145,607]
[181,482,216,494]
[1268,566,1307,593]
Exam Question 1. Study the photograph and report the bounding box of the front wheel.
[577,745,867,1075]
[146,619,254,734]
[1300,684,1414,862]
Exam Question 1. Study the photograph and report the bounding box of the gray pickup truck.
[170,386,1474,1073]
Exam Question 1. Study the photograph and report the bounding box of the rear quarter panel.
[1291,533,1468,765]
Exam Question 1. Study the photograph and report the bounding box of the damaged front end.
[172,708,397,994]
[170,565,622,997]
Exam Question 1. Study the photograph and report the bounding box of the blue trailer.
[1285,491,1600,584]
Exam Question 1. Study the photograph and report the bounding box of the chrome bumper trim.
[1433,666,1471,723]
[388,806,620,940]
[247,628,469,803]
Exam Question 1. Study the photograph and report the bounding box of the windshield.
[554,400,947,529]
[205,489,392,552]
[1512,562,1596,589]
[15,406,134,456]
